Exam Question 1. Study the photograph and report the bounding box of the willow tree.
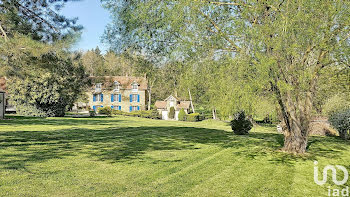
[102,0,350,153]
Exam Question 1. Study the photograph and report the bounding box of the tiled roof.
[155,101,167,109]
[177,101,191,109]
[90,76,148,90]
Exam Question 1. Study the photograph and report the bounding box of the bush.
[323,94,350,116]
[112,109,125,115]
[151,109,161,119]
[169,107,175,119]
[186,113,200,122]
[230,111,253,135]
[140,111,152,118]
[178,108,186,121]
[329,108,350,140]
[89,110,96,117]
[98,106,112,116]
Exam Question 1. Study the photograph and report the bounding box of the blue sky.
[59,0,111,53]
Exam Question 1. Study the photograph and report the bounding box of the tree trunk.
[148,86,151,111]
[282,127,309,154]
[273,83,313,154]
[212,108,217,120]
[188,88,195,113]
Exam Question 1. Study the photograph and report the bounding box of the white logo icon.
[314,161,348,186]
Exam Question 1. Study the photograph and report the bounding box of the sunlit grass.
[0,115,349,196]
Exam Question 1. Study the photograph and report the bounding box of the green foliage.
[329,109,350,140]
[230,111,253,135]
[98,106,113,116]
[168,107,175,119]
[89,110,96,117]
[8,51,89,117]
[186,113,200,122]
[178,108,186,121]
[322,94,350,116]
[151,109,161,119]
[0,0,82,42]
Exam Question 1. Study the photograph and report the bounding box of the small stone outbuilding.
[155,95,191,120]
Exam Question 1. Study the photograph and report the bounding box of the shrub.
[323,94,350,116]
[169,107,175,119]
[98,106,112,116]
[112,109,124,115]
[151,109,161,119]
[140,111,152,118]
[329,108,350,140]
[230,111,253,135]
[178,108,186,121]
[89,110,96,117]
[186,113,200,122]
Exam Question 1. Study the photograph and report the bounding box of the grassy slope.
[0,116,349,197]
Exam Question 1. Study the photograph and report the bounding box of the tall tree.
[102,0,350,153]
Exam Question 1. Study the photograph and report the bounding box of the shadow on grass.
[0,123,349,170]
[1,116,124,126]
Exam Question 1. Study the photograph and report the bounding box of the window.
[95,83,102,92]
[114,81,120,91]
[130,106,140,111]
[112,94,121,102]
[112,106,121,111]
[130,94,139,102]
[132,83,138,92]
[93,94,103,102]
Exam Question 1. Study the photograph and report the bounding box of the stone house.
[87,76,148,112]
[155,95,191,120]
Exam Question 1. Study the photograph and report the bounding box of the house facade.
[155,95,191,120]
[87,76,148,112]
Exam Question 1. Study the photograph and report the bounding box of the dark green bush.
[140,111,152,118]
[169,107,175,119]
[186,113,200,122]
[98,106,112,116]
[151,109,161,119]
[89,110,96,117]
[178,108,186,121]
[230,111,253,135]
[329,108,350,140]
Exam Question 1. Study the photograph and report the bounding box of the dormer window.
[95,83,102,92]
[114,81,120,92]
[131,82,138,92]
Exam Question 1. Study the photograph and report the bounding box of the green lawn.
[0,116,349,196]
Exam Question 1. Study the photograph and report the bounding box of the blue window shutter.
[130,94,132,102]
[129,106,132,112]
[101,105,103,108]
[119,94,122,102]
[119,106,121,111]
[137,106,140,111]
[101,94,104,102]
[93,94,96,102]
[137,94,140,102]
[93,106,96,111]
[111,94,114,102]
[111,106,114,109]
